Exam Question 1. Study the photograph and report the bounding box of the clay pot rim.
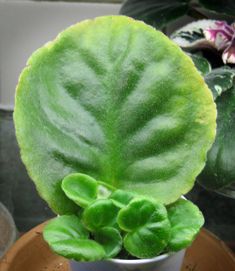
[2,220,235,271]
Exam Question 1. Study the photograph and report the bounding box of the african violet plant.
[120,0,235,30]
[43,173,204,260]
[14,16,216,260]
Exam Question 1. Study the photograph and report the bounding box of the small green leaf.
[118,198,170,258]
[94,227,122,258]
[188,53,211,76]
[43,215,89,244]
[62,173,98,208]
[83,199,119,231]
[120,0,190,29]
[167,199,204,251]
[43,215,106,261]
[204,67,235,100]
[109,189,135,208]
[14,16,216,213]
[117,198,156,232]
[50,239,106,261]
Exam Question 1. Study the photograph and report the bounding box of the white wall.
[0,1,121,110]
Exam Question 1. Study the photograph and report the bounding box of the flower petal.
[222,38,235,64]
[204,20,234,50]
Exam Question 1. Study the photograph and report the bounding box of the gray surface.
[0,110,53,231]
[0,1,120,109]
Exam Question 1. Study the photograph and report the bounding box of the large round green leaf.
[14,15,216,214]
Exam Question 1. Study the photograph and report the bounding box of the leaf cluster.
[187,52,235,190]
[169,15,235,191]
[120,0,235,30]
[43,173,204,261]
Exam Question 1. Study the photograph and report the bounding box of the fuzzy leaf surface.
[14,16,216,213]
[82,199,119,231]
[167,199,204,251]
[118,199,170,258]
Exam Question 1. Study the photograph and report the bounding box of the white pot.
[70,249,185,271]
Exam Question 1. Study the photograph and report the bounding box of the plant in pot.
[13,16,216,271]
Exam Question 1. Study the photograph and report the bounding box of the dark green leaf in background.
[188,53,211,76]
[204,67,235,100]
[199,0,235,17]
[120,0,190,29]
[198,82,235,190]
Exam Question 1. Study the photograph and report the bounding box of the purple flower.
[204,21,235,64]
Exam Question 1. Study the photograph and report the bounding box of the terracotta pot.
[1,222,235,271]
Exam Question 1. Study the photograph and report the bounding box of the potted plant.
[13,15,216,270]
